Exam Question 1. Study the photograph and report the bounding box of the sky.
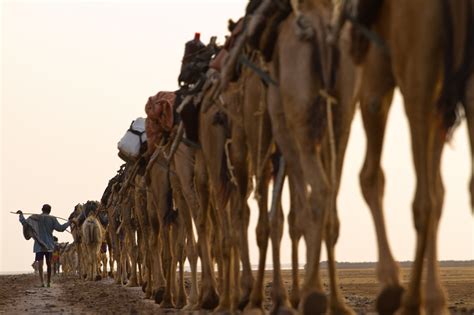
[1,0,473,273]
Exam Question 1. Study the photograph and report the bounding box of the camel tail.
[438,0,474,139]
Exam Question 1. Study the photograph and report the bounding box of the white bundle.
[117,117,147,162]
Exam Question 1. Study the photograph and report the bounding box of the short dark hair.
[42,204,51,214]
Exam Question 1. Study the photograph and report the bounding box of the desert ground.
[0,263,472,314]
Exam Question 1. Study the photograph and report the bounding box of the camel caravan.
[60,0,474,314]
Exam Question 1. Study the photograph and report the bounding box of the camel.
[144,90,199,308]
[202,31,280,311]
[81,201,106,281]
[329,0,474,313]
[59,243,78,275]
[222,1,358,313]
[146,141,188,308]
[69,203,87,279]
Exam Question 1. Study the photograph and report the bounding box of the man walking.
[17,204,71,287]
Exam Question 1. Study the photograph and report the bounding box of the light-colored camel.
[69,204,87,279]
[82,212,106,281]
[59,243,77,275]
[339,0,474,313]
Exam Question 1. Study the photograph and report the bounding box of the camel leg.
[146,174,166,303]
[173,149,219,310]
[194,152,220,310]
[424,164,447,315]
[214,202,234,312]
[357,51,402,314]
[278,36,330,314]
[125,226,139,287]
[169,169,190,309]
[229,124,253,310]
[157,176,176,309]
[210,205,225,294]
[175,221,187,309]
[172,144,201,309]
[397,80,446,315]
[247,167,271,310]
[464,73,474,211]
[269,158,292,313]
[267,74,307,313]
[288,174,304,309]
[174,191,198,309]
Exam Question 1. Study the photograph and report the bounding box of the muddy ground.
[0,266,472,314]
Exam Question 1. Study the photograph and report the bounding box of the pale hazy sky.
[1,0,473,273]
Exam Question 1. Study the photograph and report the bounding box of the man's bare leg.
[46,255,52,287]
[38,260,44,287]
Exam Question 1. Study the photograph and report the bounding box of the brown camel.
[145,90,202,309]
[244,3,358,314]
[146,142,186,308]
[335,0,474,313]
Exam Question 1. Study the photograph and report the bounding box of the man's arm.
[17,211,26,225]
[53,218,70,232]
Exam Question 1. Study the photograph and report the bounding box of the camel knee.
[359,163,385,205]
[325,212,340,246]
[412,195,433,233]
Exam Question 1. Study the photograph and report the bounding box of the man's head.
[42,204,52,214]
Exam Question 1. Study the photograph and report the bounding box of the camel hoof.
[290,296,300,309]
[329,304,356,315]
[154,287,166,304]
[183,302,198,311]
[126,280,138,287]
[95,275,102,281]
[108,271,113,277]
[273,305,298,315]
[238,294,251,310]
[141,281,148,293]
[243,308,265,315]
[175,296,187,309]
[302,292,327,315]
[376,285,404,315]
[160,299,175,309]
[201,288,220,310]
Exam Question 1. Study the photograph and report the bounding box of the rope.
[224,139,238,186]
[320,89,338,210]
[344,14,389,54]
[239,55,278,86]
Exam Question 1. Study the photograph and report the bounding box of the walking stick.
[10,212,73,234]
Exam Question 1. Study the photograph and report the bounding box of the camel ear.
[228,19,236,32]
